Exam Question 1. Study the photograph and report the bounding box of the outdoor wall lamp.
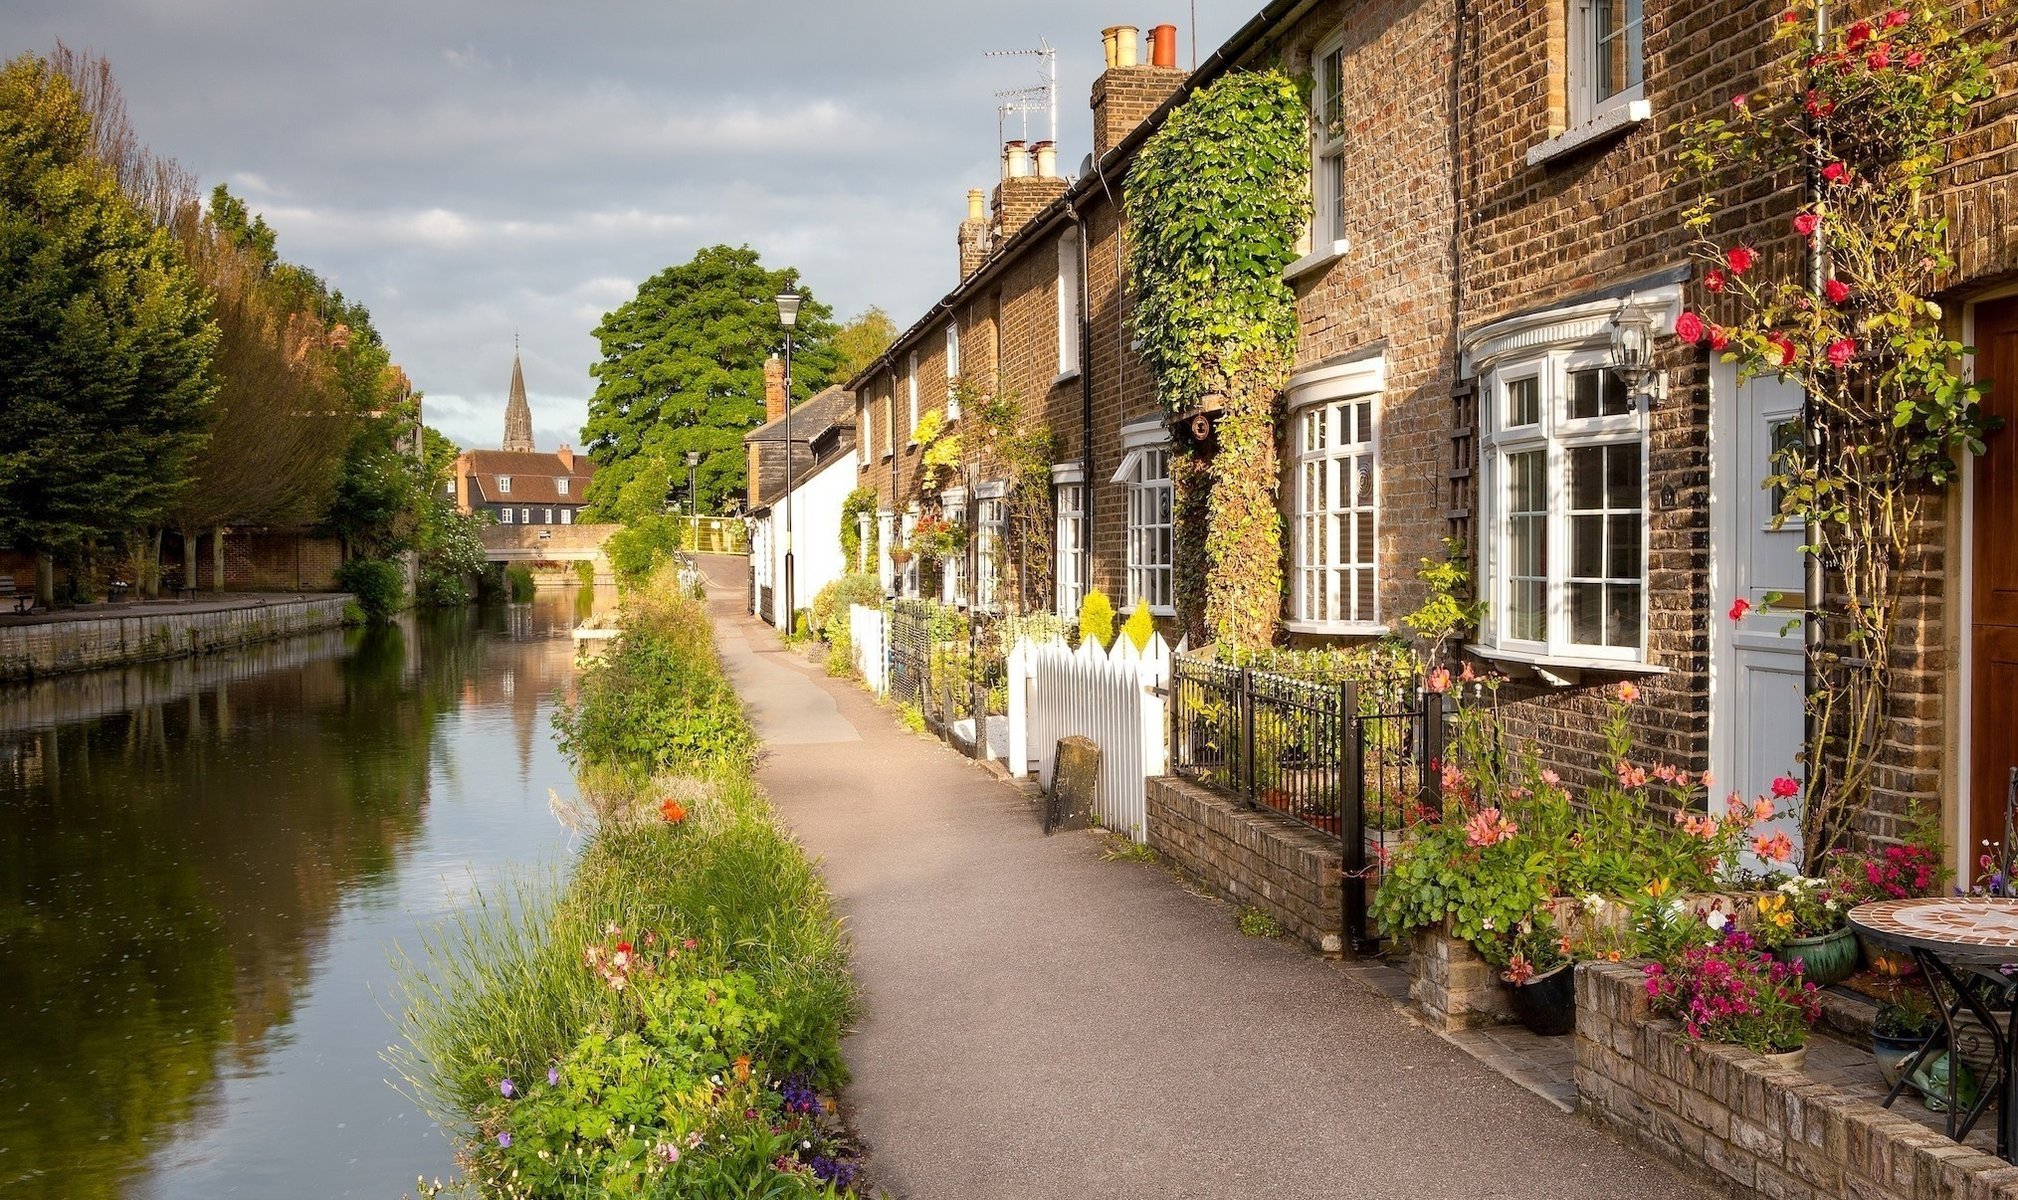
[1609,297,1667,410]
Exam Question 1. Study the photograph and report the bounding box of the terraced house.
[841,0,2015,874]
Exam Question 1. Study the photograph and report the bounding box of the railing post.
[1239,667,1256,808]
[1421,686,1447,817]
[1341,680,1366,952]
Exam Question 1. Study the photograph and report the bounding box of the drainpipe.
[1073,199,1095,610]
[1802,1,1830,839]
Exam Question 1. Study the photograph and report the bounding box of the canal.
[0,588,609,1199]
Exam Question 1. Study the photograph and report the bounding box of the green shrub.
[839,486,879,570]
[809,572,882,642]
[335,557,406,619]
[1077,589,1115,649]
[505,563,536,602]
[605,515,685,587]
[574,559,596,588]
[1120,599,1156,651]
[339,599,368,627]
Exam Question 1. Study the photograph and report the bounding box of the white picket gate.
[1007,633,1173,842]
[849,604,888,695]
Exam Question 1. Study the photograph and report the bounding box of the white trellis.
[849,604,888,695]
[1007,632,1174,842]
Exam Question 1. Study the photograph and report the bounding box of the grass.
[1237,906,1282,938]
[1099,831,1158,863]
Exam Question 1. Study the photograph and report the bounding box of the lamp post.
[775,291,802,633]
[685,450,702,553]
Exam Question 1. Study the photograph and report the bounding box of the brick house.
[843,2,2016,869]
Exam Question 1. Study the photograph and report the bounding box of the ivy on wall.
[839,486,879,571]
[1124,70,1312,648]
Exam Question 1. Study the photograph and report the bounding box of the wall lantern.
[1609,297,1666,410]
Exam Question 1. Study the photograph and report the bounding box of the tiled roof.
[745,387,856,509]
[460,449,597,506]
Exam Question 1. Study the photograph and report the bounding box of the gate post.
[1340,680,1368,952]
[1421,687,1447,817]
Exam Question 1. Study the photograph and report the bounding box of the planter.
[1872,1029,1934,1089]
[1949,1006,2006,1077]
[1856,932,1918,977]
[888,549,913,566]
[1775,926,1858,987]
[1757,1044,1808,1073]
[1507,962,1577,1036]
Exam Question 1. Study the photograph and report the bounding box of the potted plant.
[1752,877,1858,987]
[1827,814,1947,976]
[1498,914,1575,1036]
[888,541,913,567]
[1644,929,1822,1069]
[1872,994,1939,1089]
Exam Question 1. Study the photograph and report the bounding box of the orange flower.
[734,1054,752,1083]
[659,798,688,824]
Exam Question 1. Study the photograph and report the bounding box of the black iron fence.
[1169,653,1444,949]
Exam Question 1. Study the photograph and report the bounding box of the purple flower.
[497,1131,512,1149]
[499,1078,515,1098]
[547,1066,560,1087]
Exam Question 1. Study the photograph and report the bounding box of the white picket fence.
[1007,633,1173,842]
[848,603,887,695]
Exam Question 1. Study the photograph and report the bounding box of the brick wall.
[1091,65,1186,160]
[1145,775,1345,954]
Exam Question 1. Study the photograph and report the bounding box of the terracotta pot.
[1150,24,1179,68]
[1507,962,1576,1036]
[1775,926,1858,987]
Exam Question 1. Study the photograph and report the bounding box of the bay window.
[1114,414,1174,614]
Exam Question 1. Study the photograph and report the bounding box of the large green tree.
[581,244,838,521]
[0,53,216,603]
[832,306,896,381]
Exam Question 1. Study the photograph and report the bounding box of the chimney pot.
[1032,140,1058,179]
[966,188,986,221]
[1003,140,1030,179]
[1101,26,1121,69]
[1113,25,1140,68]
[1151,24,1179,68]
[763,355,787,424]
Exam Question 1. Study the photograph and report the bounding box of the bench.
[0,577,28,614]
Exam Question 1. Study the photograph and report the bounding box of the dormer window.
[557,478,568,496]
[498,475,512,494]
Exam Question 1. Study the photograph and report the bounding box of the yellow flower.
[1775,911,1794,929]
[1645,878,1672,899]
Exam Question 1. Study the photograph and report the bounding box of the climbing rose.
[1905,49,1924,68]
[1771,775,1801,799]
[1732,93,1749,109]
[1726,246,1758,274]
[1707,324,1730,351]
[1882,7,1909,27]
[1703,267,1726,293]
[1781,8,1799,21]
[1845,19,1872,48]
[1805,90,1837,118]
[1769,336,1798,367]
[1822,161,1849,184]
[1824,278,1851,304]
[1674,311,1705,344]
[1729,597,1752,621]
[1827,337,1857,367]
[1867,45,1891,70]
[1793,211,1820,237]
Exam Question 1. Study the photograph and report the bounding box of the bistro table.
[1849,897,2018,1159]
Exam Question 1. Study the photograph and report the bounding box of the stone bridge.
[479,523,619,564]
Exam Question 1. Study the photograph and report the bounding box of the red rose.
[1771,775,1801,799]
[1793,211,1820,236]
[1770,336,1799,367]
[1882,7,1909,26]
[1824,278,1851,304]
[1867,45,1890,70]
[1845,19,1872,48]
[1732,93,1749,109]
[1707,324,1730,351]
[1704,267,1727,294]
[1804,91,1836,118]
[1905,49,1924,68]
[1726,246,1758,274]
[1826,337,1856,367]
[1729,598,1752,621]
[1674,311,1706,344]
[1821,161,1849,184]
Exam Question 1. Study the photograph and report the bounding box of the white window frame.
[1056,231,1082,379]
[883,390,896,459]
[1287,355,1384,634]
[1468,288,1677,671]
[900,508,919,597]
[501,506,513,524]
[859,399,871,466]
[974,482,1006,613]
[561,509,573,525]
[1113,415,1174,616]
[497,475,512,494]
[445,478,455,497]
[946,323,963,421]
[543,508,553,524]
[1571,0,1645,127]
[1053,462,1086,620]
[557,478,569,497]
[876,512,895,591]
[1311,34,1347,250]
[907,351,920,441]
[520,507,530,525]
[940,488,969,608]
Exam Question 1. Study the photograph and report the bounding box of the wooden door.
[1972,298,2018,849]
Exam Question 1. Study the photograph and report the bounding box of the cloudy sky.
[8,1,1255,450]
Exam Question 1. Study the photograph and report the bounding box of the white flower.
[1707,911,1729,931]
[1582,892,1605,914]
[1482,917,1496,931]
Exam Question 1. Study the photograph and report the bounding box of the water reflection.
[0,588,609,1199]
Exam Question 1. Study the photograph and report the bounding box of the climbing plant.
[1672,2,2004,865]
[1125,69,1311,648]
[839,486,879,571]
[910,380,1059,613]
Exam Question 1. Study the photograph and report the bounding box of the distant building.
[451,350,597,527]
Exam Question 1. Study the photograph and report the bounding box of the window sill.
[1466,642,1669,685]
[1284,620,1389,637]
[880,452,893,462]
[1283,239,1351,283]
[1052,369,1081,388]
[1524,100,1652,168]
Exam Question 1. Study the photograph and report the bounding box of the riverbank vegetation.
[395,565,859,1196]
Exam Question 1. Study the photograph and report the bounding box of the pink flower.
[1613,680,1641,705]
[1753,797,1776,824]
[1867,45,1891,70]
[1541,768,1562,787]
[1753,831,1795,863]
[1700,771,1715,790]
[1426,666,1452,694]
[1905,49,1924,68]
[1464,806,1519,848]
[1704,267,1727,294]
[1674,310,1706,344]
[1826,337,1856,367]
[1822,161,1849,185]
[1824,278,1851,304]
[1882,7,1909,27]
[1729,597,1752,621]
[1726,246,1758,274]
[1771,775,1801,799]
[1707,324,1730,351]
[1793,211,1820,237]
[1618,763,1650,789]
[1441,762,1465,792]
[1732,93,1749,109]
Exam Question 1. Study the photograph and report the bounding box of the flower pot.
[1856,932,1918,977]
[1872,1030,1934,1090]
[1757,1045,1808,1073]
[1776,926,1858,987]
[1507,962,1577,1037]
[888,550,912,565]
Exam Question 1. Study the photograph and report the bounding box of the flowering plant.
[1748,876,1849,950]
[1498,912,1570,985]
[1643,929,1821,1054]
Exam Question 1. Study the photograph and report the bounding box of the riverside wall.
[0,596,353,683]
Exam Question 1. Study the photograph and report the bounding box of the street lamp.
[775,291,802,632]
[685,450,702,553]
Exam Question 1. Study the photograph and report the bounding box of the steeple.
[502,343,534,453]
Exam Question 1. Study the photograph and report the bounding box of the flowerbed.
[395,567,859,1197]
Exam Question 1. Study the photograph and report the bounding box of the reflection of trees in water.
[0,595,603,1200]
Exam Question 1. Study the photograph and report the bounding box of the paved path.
[700,561,1713,1200]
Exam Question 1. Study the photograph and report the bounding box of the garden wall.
[1145,776,1344,954]
[1576,961,2018,1199]
[0,596,353,683]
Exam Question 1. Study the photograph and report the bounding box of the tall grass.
[390,565,855,1193]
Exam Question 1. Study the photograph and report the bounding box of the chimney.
[557,443,575,472]
[1091,22,1187,161]
[1032,140,1058,179]
[1003,139,1030,179]
[958,188,991,280]
[763,354,787,423]
[991,139,1069,243]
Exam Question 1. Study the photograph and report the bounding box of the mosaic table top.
[1849,898,2018,963]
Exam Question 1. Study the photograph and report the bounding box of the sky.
[6,1,1257,451]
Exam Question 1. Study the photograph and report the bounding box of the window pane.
[1607,515,1641,578]
[1570,447,1603,510]
[1571,513,1604,577]
[1506,449,1548,642]
[1570,582,1605,645]
[1606,442,1641,507]
[1504,377,1539,427]
[1592,0,1643,102]
[1568,368,1629,419]
[1322,48,1343,133]
[1326,153,1345,243]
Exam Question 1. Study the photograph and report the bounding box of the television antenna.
[984,39,1056,153]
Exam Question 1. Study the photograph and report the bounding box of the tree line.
[0,47,475,609]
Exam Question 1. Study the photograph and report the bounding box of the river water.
[0,588,610,1199]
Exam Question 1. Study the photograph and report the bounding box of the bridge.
[480,523,618,564]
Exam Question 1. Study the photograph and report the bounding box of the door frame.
[1956,286,2018,881]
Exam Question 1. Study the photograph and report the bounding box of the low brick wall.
[1408,926,1514,1030]
[1144,776,1344,954]
[1577,960,2018,1198]
[0,596,353,682]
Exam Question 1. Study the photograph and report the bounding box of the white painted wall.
[752,454,857,631]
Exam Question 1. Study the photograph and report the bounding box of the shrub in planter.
[1751,876,1858,986]
[1873,995,1939,1089]
[1643,929,1821,1056]
[1498,915,1575,1037]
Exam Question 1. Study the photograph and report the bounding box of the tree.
[580,245,839,521]
[0,53,216,604]
[832,306,896,382]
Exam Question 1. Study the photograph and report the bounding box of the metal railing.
[1169,652,1443,949]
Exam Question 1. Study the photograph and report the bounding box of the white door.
[1709,363,1808,866]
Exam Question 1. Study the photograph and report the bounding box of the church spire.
[502,344,534,453]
